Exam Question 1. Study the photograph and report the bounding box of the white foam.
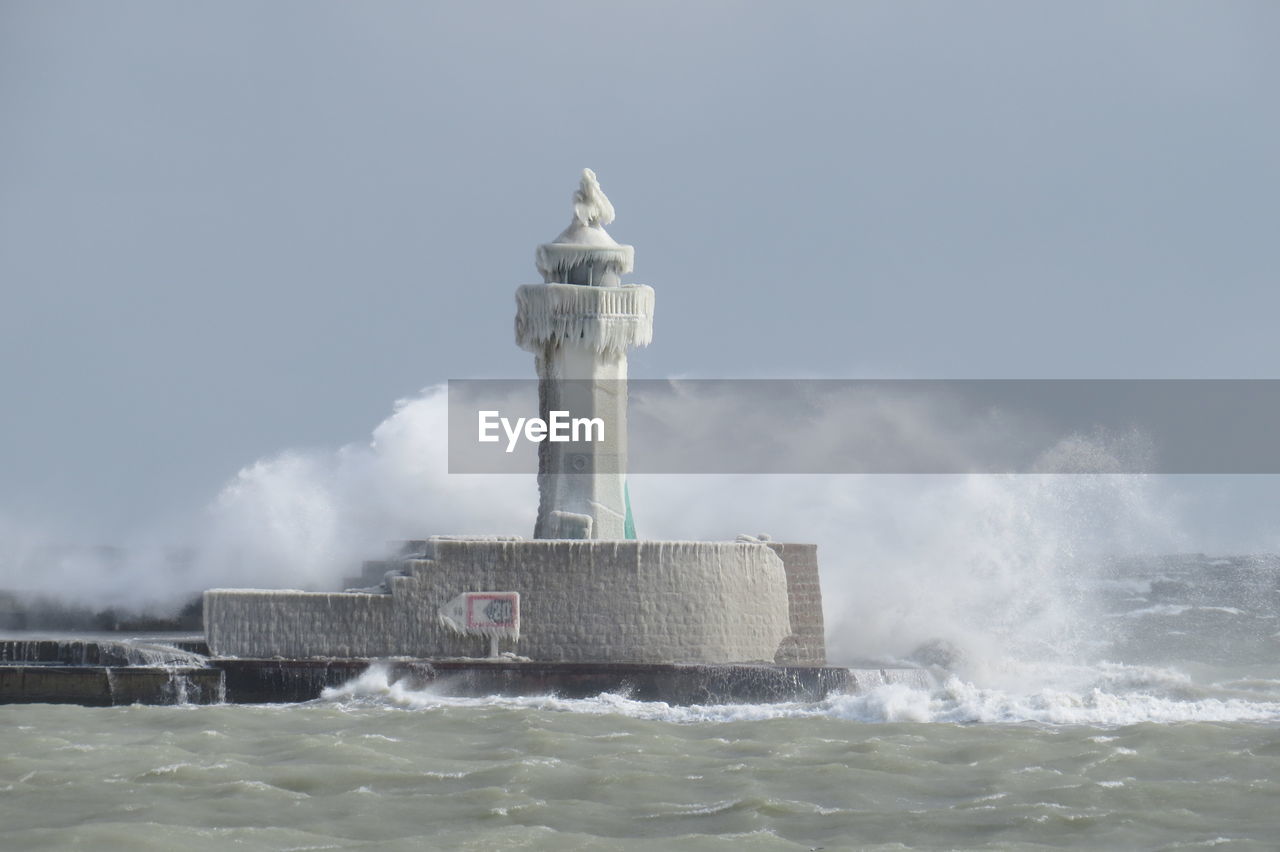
[320,664,1280,727]
[1118,604,1247,619]
[1118,604,1194,618]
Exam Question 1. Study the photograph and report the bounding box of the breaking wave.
[321,661,1280,727]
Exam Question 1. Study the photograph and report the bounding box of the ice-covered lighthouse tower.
[205,168,823,667]
[515,170,655,540]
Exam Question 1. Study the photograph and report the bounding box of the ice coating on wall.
[205,539,794,663]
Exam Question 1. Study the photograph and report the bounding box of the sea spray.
[318,664,1280,727]
[0,388,532,609]
[0,383,1229,709]
[632,466,1184,679]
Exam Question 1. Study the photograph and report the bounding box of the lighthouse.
[515,170,655,539]
[206,168,824,668]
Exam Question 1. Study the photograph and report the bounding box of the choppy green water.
[3,697,1279,851]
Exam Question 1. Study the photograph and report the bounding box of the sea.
[3,554,1279,851]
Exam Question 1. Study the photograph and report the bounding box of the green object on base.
[624,480,636,540]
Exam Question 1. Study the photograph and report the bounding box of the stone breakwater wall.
[206,539,822,664]
[766,543,827,665]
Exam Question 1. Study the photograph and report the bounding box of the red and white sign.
[439,591,520,642]
[465,593,519,631]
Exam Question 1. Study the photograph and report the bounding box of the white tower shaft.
[514,170,654,539]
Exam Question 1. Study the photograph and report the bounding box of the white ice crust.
[515,282,654,355]
[537,169,635,284]
[572,167,614,228]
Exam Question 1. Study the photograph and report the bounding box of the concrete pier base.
[0,636,930,706]
[0,665,224,706]
[206,539,816,664]
[214,659,930,705]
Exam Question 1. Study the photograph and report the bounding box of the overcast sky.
[2,2,1278,543]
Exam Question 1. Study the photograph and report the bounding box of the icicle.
[515,283,654,354]
[536,243,634,282]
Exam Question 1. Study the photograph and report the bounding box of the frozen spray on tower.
[203,167,827,669]
[515,170,655,539]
